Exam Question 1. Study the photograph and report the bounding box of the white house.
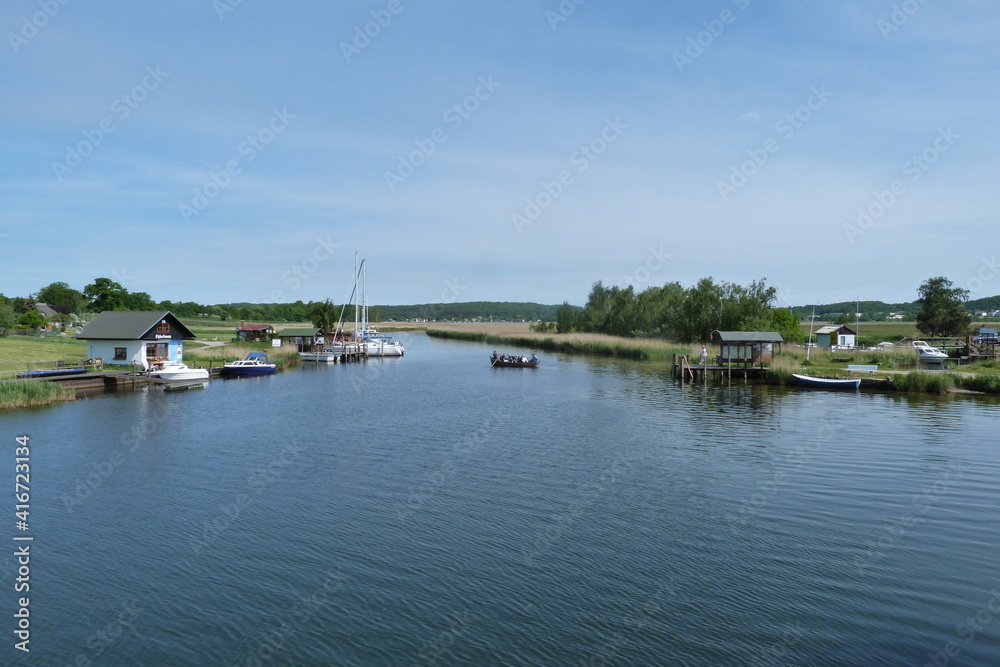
[76,311,197,369]
[815,325,857,349]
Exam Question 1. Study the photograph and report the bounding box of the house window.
[156,321,170,335]
[114,347,127,360]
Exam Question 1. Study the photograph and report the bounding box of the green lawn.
[0,334,87,365]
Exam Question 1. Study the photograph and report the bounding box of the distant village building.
[76,311,197,369]
[815,325,856,349]
[235,321,276,342]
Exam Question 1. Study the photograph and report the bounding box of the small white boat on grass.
[792,374,861,390]
[912,341,949,364]
[151,361,210,382]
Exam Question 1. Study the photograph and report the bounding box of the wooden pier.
[671,354,767,381]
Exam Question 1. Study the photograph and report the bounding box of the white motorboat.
[912,341,949,363]
[151,361,210,382]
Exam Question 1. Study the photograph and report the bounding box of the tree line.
[555,277,806,343]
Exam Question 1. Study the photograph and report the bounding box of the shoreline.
[413,324,1000,397]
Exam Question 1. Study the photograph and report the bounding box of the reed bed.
[0,380,75,410]
[425,328,691,360]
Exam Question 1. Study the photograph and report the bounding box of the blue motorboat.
[222,352,277,376]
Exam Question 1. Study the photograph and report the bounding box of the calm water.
[3,333,1000,665]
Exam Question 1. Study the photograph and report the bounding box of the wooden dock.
[671,354,766,381]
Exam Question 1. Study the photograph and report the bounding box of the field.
[0,334,88,378]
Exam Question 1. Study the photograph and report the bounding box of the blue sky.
[2,1,998,308]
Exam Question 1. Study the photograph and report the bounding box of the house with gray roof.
[76,311,197,369]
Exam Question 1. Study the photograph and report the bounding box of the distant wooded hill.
[790,296,1000,321]
[375,302,574,322]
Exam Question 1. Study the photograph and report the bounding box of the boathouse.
[235,321,276,342]
[815,325,856,349]
[712,331,784,367]
[277,327,325,352]
[76,311,197,369]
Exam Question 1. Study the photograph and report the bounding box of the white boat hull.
[152,362,210,382]
[300,352,339,362]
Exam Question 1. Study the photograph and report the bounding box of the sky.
[2,1,999,309]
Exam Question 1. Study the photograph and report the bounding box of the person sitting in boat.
[492,351,499,361]
[530,353,538,363]
[520,355,528,363]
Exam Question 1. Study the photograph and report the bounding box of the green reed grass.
[0,380,75,410]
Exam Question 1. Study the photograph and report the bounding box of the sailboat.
[357,257,405,357]
[321,254,404,359]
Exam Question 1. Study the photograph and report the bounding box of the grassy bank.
[425,324,1000,396]
[184,343,302,370]
[0,380,75,410]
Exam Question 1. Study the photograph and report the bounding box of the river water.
[2,333,999,665]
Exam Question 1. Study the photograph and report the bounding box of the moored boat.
[792,373,860,390]
[364,335,404,357]
[223,352,277,376]
[151,361,210,382]
[15,368,88,379]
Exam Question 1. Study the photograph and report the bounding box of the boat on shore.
[792,373,860,390]
[491,353,539,368]
[912,340,949,364]
[16,368,88,379]
[151,361,210,382]
[223,352,277,376]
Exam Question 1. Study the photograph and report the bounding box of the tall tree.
[916,276,971,336]
[309,299,338,332]
[84,278,129,311]
[37,281,86,313]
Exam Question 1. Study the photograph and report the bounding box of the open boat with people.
[792,373,861,390]
[223,352,277,376]
[491,352,540,368]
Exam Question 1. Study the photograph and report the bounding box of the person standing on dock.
[699,346,707,366]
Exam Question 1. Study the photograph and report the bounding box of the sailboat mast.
[353,251,359,336]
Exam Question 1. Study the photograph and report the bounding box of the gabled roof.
[76,311,196,340]
[278,327,323,337]
[713,331,784,343]
[815,325,855,335]
[34,303,59,318]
